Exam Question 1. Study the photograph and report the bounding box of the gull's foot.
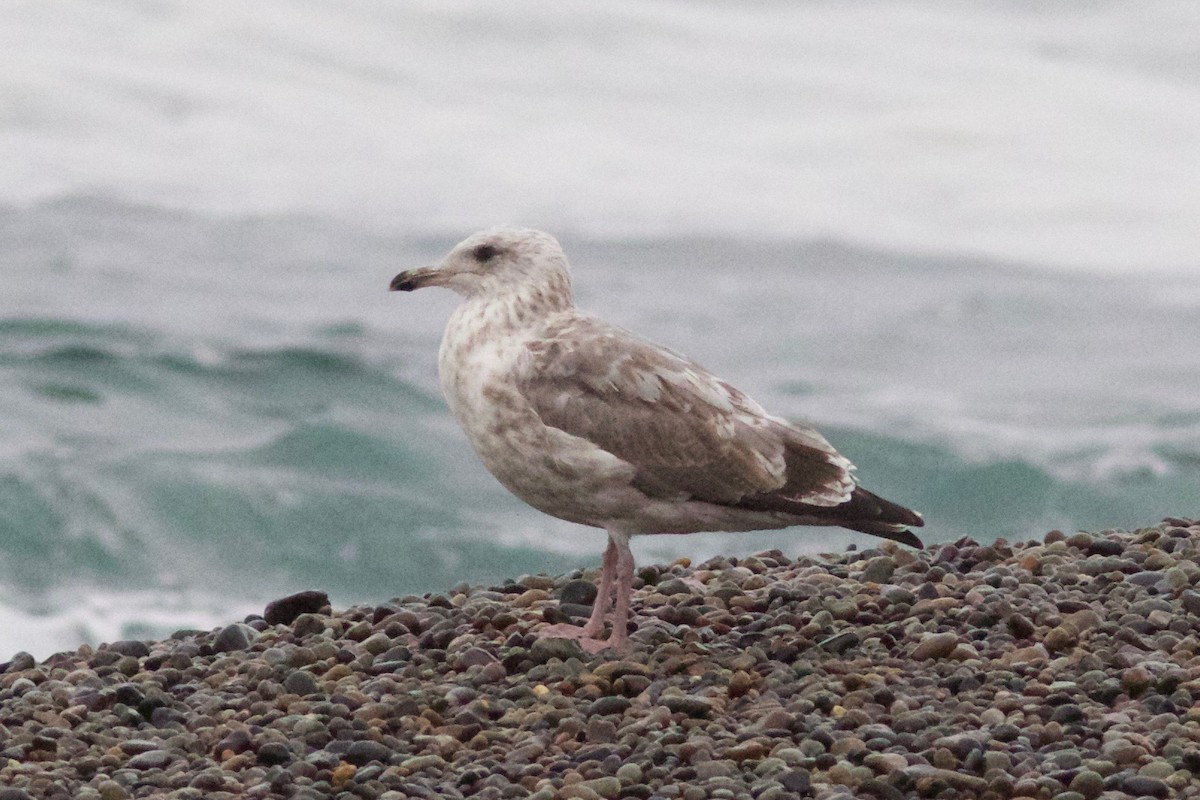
[537,623,615,654]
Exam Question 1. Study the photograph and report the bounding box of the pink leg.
[538,534,622,653]
[607,532,636,649]
[581,537,618,637]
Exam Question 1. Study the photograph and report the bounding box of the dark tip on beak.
[389,272,417,292]
[390,267,435,292]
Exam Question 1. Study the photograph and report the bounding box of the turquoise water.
[2,199,1198,657]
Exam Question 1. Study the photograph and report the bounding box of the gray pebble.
[126,749,174,770]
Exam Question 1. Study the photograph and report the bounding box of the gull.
[391,228,924,651]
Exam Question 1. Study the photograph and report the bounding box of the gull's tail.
[836,486,925,548]
[735,484,926,548]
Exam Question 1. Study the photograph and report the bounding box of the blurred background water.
[2,1,1198,658]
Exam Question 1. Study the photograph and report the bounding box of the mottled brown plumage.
[391,227,924,650]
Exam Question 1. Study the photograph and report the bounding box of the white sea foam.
[0,586,263,661]
[2,1,1198,273]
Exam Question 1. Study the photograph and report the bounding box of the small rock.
[283,670,319,696]
[861,556,896,584]
[292,613,327,638]
[579,776,622,798]
[2,651,36,673]
[530,636,583,662]
[108,640,150,658]
[264,590,330,625]
[1006,613,1036,639]
[615,763,643,784]
[1051,704,1085,724]
[97,782,128,800]
[1181,590,1200,616]
[213,623,258,653]
[662,695,713,718]
[257,742,292,765]
[456,646,498,668]
[1120,775,1169,798]
[818,631,860,654]
[400,754,447,771]
[779,771,811,793]
[346,740,395,765]
[589,696,631,716]
[657,578,694,596]
[911,632,959,660]
[587,717,617,743]
[560,579,599,606]
[879,585,916,605]
[1001,644,1049,665]
[126,749,173,770]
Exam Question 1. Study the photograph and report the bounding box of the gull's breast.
[436,305,640,527]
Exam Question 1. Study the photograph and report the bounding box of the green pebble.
[615,763,643,784]
[799,739,826,757]
[754,757,787,776]
[775,747,806,765]
[1139,760,1175,779]
[400,754,446,771]
[1068,770,1104,800]
[579,777,622,798]
[98,782,129,800]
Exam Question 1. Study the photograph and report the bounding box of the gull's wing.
[514,314,857,509]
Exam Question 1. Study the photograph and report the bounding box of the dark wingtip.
[891,528,925,549]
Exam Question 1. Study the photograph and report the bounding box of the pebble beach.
[4,518,1200,800]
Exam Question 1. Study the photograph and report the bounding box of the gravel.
[4,518,1200,799]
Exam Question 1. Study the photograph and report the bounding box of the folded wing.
[516,315,859,505]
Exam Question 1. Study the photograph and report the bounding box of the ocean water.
[2,1,1198,658]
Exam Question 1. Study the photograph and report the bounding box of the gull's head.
[390,227,573,302]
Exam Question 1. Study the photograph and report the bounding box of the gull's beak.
[389,266,440,292]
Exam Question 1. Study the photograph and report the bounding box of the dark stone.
[1,652,35,674]
[216,730,253,755]
[73,689,113,712]
[213,623,257,653]
[136,691,170,722]
[1051,704,1086,724]
[264,590,330,626]
[1126,571,1166,587]
[345,740,394,766]
[530,637,584,663]
[560,579,598,606]
[108,640,150,658]
[113,684,145,707]
[283,671,319,696]
[661,696,712,718]
[589,696,632,716]
[1087,538,1125,557]
[779,770,811,793]
[1007,614,1036,640]
[257,742,293,765]
[1121,775,1169,798]
[541,607,571,625]
[0,790,35,800]
[559,603,595,620]
[1181,591,1200,616]
[817,631,860,654]
[990,724,1021,743]
[860,778,906,800]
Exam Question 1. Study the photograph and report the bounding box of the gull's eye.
[472,244,498,263]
